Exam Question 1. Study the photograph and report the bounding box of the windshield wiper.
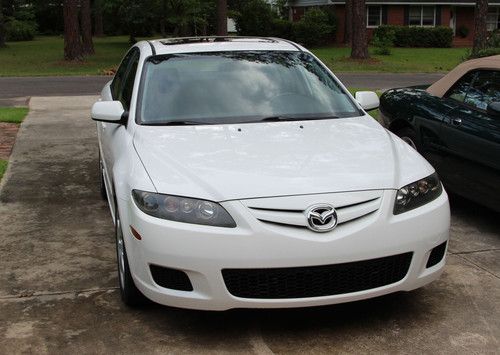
[142,120,206,126]
[258,115,339,122]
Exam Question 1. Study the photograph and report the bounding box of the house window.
[487,7,500,31]
[409,6,436,27]
[367,6,382,28]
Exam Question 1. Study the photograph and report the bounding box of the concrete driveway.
[0,97,498,354]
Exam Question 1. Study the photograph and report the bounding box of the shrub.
[487,30,500,48]
[271,18,293,39]
[235,2,336,47]
[373,25,452,48]
[372,25,396,55]
[5,19,37,42]
[467,30,500,59]
[292,8,336,47]
[457,25,469,38]
[234,0,275,36]
[372,37,392,55]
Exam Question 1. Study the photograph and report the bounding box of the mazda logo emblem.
[306,204,338,233]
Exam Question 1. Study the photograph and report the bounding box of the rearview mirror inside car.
[487,102,500,119]
[355,91,380,112]
[91,101,126,123]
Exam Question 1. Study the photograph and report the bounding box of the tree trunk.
[63,0,83,61]
[350,0,369,59]
[80,0,94,55]
[94,0,104,37]
[472,0,488,56]
[344,0,352,45]
[0,0,6,48]
[216,0,227,36]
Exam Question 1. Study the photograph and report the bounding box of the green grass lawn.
[0,36,132,76]
[0,36,469,76]
[0,160,7,181]
[0,107,29,123]
[313,46,468,73]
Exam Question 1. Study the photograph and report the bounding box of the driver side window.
[464,70,500,111]
[446,70,500,112]
[446,71,476,104]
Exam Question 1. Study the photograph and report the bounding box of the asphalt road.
[0,96,498,353]
[0,73,445,103]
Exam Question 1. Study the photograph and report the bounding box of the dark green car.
[380,56,500,212]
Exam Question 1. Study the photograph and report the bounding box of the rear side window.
[119,51,140,110]
[111,50,134,99]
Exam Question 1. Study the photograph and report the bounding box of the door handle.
[451,118,462,126]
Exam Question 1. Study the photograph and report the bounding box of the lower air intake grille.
[150,265,193,291]
[222,253,413,299]
[426,242,447,268]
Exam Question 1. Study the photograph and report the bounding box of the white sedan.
[92,37,450,311]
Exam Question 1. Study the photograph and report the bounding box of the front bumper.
[118,189,450,311]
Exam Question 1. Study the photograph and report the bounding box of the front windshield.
[138,51,361,125]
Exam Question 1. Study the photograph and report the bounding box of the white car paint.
[94,37,450,310]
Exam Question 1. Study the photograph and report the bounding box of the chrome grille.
[242,191,383,230]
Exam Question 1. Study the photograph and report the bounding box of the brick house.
[287,0,500,46]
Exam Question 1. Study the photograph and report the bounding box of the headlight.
[132,190,236,228]
[394,173,442,215]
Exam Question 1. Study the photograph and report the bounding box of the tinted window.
[464,70,500,111]
[111,49,136,99]
[138,51,360,125]
[120,51,140,110]
[446,71,476,103]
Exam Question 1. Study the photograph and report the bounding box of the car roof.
[427,55,500,97]
[145,36,305,55]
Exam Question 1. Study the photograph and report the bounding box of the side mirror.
[487,102,500,118]
[91,101,126,123]
[355,91,380,111]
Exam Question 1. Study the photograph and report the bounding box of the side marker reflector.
[130,226,142,240]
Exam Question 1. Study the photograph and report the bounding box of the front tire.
[115,211,146,307]
[396,127,418,151]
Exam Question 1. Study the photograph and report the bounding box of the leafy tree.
[165,0,216,37]
[234,0,275,36]
[293,8,334,47]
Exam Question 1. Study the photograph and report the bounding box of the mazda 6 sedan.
[92,37,450,310]
[380,55,500,212]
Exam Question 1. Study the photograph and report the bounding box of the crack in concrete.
[449,248,500,255]
[0,286,119,302]
[455,254,500,280]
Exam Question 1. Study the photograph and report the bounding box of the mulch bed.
[0,122,20,160]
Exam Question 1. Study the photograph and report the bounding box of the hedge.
[373,25,453,48]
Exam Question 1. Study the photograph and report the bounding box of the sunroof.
[159,36,278,46]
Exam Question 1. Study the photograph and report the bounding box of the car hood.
[133,116,433,201]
